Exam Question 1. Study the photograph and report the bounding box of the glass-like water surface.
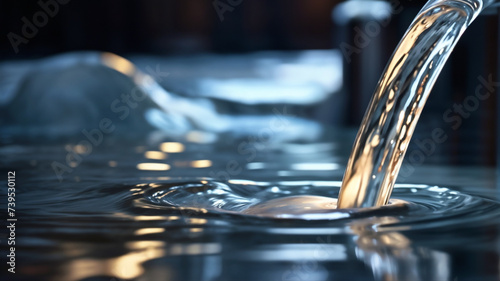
[2,138,500,280]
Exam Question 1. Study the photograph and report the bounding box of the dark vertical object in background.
[498,6,500,182]
[332,0,497,166]
[212,0,246,52]
[332,0,398,126]
[266,1,291,50]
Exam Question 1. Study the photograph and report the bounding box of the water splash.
[144,180,500,226]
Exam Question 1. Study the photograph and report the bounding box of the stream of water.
[161,0,499,216]
[339,0,495,208]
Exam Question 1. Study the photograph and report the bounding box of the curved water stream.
[339,0,498,208]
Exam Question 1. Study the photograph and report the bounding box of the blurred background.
[0,0,363,56]
[0,0,498,167]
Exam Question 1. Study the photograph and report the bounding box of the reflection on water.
[60,241,165,281]
[136,163,171,171]
[351,217,450,281]
[160,142,185,153]
[2,135,499,281]
[144,151,167,160]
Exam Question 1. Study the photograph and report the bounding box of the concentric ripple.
[143,180,500,228]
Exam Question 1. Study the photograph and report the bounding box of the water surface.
[2,135,499,281]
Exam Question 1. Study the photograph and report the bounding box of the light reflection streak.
[57,241,165,281]
[136,163,170,171]
[236,244,347,261]
[134,228,165,236]
[227,179,268,186]
[134,216,169,221]
[101,52,136,75]
[160,142,185,153]
[291,163,340,171]
[190,160,212,168]
[167,243,221,256]
[246,162,266,170]
[185,218,208,224]
[144,151,167,160]
[351,217,450,280]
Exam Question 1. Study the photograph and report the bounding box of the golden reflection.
[406,113,413,125]
[370,133,380,147]
[136,163,170,171]
[134,228,165,236]
[133,215,169,221]
[108,161,117,167]
[190,160,212,168]
[125,240,164,250]
[144,151,167,160]
[57,241,165,281]
[166,216,181,221]
[73,144,89,154]
[101,52,135,75]
[338,151,373,208]
[351,217,450,280]
[112,213,170,221]
[186,218,208,224]
[399,125,407,141]
[160,142,185,153]
[112,241,164,279]
[189,228,204,233]
[399,141,408,151]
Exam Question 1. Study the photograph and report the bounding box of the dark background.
[0,0,497,166]
[0,0,344,58]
